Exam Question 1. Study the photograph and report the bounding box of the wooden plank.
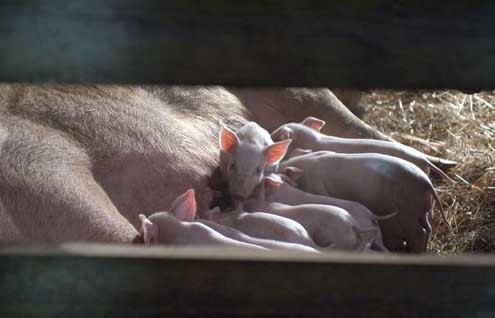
[0,1,494,89]
[1,244,495,317]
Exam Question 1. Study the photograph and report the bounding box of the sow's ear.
[264,139,292,165]
[219,125,239,153]
[139,214,157,245]
[301,116,326,132]
[170,189,197,222]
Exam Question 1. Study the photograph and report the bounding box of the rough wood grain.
[0,1,493,89]
[1,244,495,317]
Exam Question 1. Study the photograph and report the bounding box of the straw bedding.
[361,90,495,254]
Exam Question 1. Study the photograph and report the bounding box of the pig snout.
[228,175,262,201]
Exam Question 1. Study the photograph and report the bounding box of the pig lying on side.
[198,211,319,253]
[243,177,380,251]
[139,189,267,251]
[204,207,320,252]
[261,174,394,251]
[218,122,291,208]
[271,116,453,181]
[280,151,449,253]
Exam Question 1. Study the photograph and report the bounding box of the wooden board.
[0,1,493,90]
[1,2,492,317]
[1,244,495,317]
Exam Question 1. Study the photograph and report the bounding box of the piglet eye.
[256,167,262,174]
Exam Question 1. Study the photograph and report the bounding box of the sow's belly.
[0,85,249,228]
[87,88,247,227]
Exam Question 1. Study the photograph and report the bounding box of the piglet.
[218,122,291,208]
[198,210,319,253]
[271,116,453,181]
[204,208,320,251]
[262,174,395,251]
[244,180,380,251]
[280,151,449,252]
[139,189,267,251]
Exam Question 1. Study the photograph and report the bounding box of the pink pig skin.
[197,213,319,253]
[280,151,448,253]
[271,116,453,181]
[204,208,319,251]
[218,122,291,208]
[139,189,268,251]
[261,174,392,251]
[244,186,378,252]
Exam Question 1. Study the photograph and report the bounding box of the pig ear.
[279,127,293,140]
[219,125,239,153]
[139,214,157,245]
[264,139,292,165]
[205,206,221,220]
[170,189,197,222]
[281,166,304,182]
[264,174,283,189]
[301,117,326,132]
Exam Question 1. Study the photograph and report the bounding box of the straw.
[362,90,495,254]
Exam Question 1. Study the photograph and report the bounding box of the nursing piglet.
[262,174,394,251]
[280,151,448,252]
[218,122,291,208]
[204,208,319,251]
[139,189,267,251]
[271,117,452,181]
[244,182,379,251]
[198,211,319,253]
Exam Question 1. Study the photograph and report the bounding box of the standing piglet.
[218,122,291,208]
[280,151,448,252]
[139,189,267,251]
[271,117,452,180]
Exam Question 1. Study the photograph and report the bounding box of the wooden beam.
[0,1,493,89]
[1,244,495,317]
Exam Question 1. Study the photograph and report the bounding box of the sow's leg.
[0,118,138,243]
[229,87,456,170]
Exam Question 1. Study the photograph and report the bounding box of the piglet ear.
[170,189,197,222]
[204,206,221,220]
[281,166,304,182]
[279,127,293,140]
[139,214,157,245]
[264,139,292,165]
[301,117,326,132]
[219,125,239,153]
[264,174,283,189]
